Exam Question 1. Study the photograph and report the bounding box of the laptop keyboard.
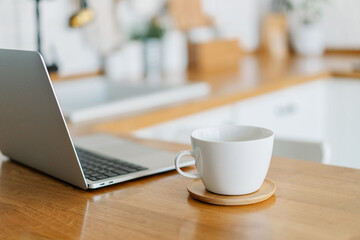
[75,147,148,181]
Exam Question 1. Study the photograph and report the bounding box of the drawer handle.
[274,103,297,116]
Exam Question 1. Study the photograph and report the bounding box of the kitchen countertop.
[70,53,360,135]
[1,137,360,239]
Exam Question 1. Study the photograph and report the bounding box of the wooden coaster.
[187,179,276,206]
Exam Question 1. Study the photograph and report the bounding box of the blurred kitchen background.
[1,0,359,81]
[2,0,360,169]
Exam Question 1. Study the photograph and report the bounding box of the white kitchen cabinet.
[133,105,235,144]
[134,79,328,145]
[323,78,360,168]
[134,78,360,169]
[233,79,327,141]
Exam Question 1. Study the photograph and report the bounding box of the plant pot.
[144,38,163,82]
[104,40,144,82]
[290,23,325,56]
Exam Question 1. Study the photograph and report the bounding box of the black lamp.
[35,0,58,73]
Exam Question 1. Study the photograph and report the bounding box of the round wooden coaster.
[187,179,276,206]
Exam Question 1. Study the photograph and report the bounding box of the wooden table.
[1,138,360,240]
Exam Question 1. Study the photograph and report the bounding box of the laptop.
[0,49,193,190]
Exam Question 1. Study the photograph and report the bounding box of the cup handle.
[174,150,200,179]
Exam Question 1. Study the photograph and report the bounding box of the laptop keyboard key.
[97,169,107,174]
[96,175,109,180]
[104,171,119,177]
[112,169,127,175]
[135,167,148,171]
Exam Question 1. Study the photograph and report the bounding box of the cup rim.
[190,125,274,144]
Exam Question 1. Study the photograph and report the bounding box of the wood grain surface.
[1,138,360,240]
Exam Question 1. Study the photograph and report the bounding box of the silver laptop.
[0,49,193,189]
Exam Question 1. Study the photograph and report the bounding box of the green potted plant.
[286,0,329,56]
[132,17,165,81]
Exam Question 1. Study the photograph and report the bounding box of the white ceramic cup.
[174,125,274,195]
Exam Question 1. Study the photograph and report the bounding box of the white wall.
[258,0,360,49]
[0,0,36,50]
[200,0,360,51]
[322,0,360,49]
[0,0,358,77]
[0,0,101,76]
